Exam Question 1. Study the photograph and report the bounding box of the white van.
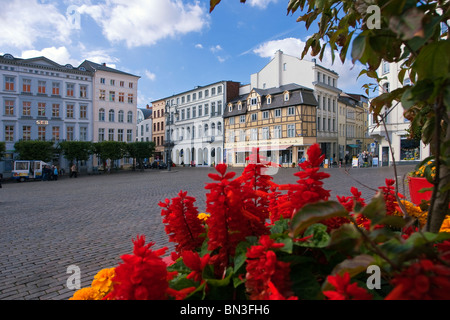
[12,160,49,182]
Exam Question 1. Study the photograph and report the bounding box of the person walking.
[70,163,78,178]
[53,166,59,181]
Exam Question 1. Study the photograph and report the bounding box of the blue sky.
[0,0,371,109]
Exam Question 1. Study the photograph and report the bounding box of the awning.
[226,145,292,152]
[347,144,359,148]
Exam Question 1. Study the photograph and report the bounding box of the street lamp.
[165,101,178,171]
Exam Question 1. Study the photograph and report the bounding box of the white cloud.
[195,44,204,49]
[210,45,222,53]
[247,0,278,9]
[79,0,210,48]
[253,37,366,92]
[83,49,120,69]
[145,70,156,81]
[21,46,80,66]
[0,0,73,48]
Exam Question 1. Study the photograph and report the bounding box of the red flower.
[106,235,171,300]
[270,144,331,223]
[159,190,205,253]
[323,272,372,300]
[245,235,296,300]
[181,250,210,283]
[205,164,269,275]
[379,179,404,216]
[386,259,450,300]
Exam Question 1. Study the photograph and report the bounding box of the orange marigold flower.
[69,287,101,300]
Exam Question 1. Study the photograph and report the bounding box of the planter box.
[408,176,433,206]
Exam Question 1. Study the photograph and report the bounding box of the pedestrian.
[0,173,3,188]
[53,166,59,181]
[70,163,78,178]
[345,153,349,165]
[358,153,364,168]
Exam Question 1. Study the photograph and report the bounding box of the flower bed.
[70,144,450,300]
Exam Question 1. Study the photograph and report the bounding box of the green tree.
[211,0,449,233]
[126,141,155,170]
[13,140,54,162]
[93,141,127,171]
[58,141,93,165]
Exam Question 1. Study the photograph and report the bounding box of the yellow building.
[223,84,318,167]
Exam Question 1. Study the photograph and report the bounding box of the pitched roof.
[224,83,317,118]
[79,60,140,78]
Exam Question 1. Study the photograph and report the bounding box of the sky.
[0,0,373,109]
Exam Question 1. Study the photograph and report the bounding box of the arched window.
[211,123,216,136]
[109,109,115,122]
[118,110,124,123]
[217,122,222,134]
[99,108,105,121]
[204,124,209,136]
[127,111,133,123]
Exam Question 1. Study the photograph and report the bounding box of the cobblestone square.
[0,164,415,300]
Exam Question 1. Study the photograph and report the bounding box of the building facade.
[0,53,93,175]
[150,99,166,161]
[369,61,430,166]
[223,84,318,167]
[250,50,341,161]
[80,60,140,169]
[162,81,240,166]
[337,92,370,163]
[136,106,152,143]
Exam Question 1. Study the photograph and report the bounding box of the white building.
[163,81,240,166]
[369,61,430,166]
[136,106,152,142]
[250,50,341,160]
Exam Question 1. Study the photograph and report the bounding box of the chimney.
[146,104,150,109]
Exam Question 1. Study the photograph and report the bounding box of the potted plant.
[408,161,435,206]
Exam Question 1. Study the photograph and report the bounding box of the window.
[118,92,124,102]
[192,106,196,118]
[38,103,46,117]
[109,91,115,102]
[262,111,269,119]
[205,89,209,97]
[240,115,245,123]
[198,105,202,117]
[66,126,74,141]
[108,128,114,141]
[262,127,269,139]
[283,63,287,71]
[22,101,31,116]
[52,104,60,117]
[218,101,222,115]
[99,89,106,101]
[251,97,257,105]
[198,91,202,99]
[129,82,133,89]
[66,83,74,97]
[38,126,46,141]
[110,79,115,86]
[38,81,46,94]
[66,104,74,118]
[5,76,15,91]
[118,129,124,142]
[127,111,133,123]
[284,92,289,101]
[52,82,60,95]
[52,126,60,142]
[275,109,281,117]
[229,117,235,125]
[204,124,209,136]
[5,100,14,116]
[80,127,87,141]
[218,85,222,94]
[204,104,209,116]
[211,87,216,95]
[382,82,390,93]
[23,79,31,93]
[23,126,31,141]
[120,81,124,87]
[239,130,246,142]
[288,124,295,137]
[118,110,124,122]
[99,108,105,121]
[288,107,295,116]
[251,128,258,140]
[267,96,271,104]
[109,109,115,122]
[217,122,222,134]
[5,125,14,141]
[80,105,87,119]
[382,61,390,74]
[128,94,134,104]
[251,113,257,122]
[79,85,87,98]
[100,78,105,84]
[127,129,133,142]
[98,128,105,142]
[274,125,281,138]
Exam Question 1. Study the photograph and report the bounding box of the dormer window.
[266,95,272,104]
[250,97,257,105]
[228,103,233,112]
[238,101,242,110]
[284,91,290,101]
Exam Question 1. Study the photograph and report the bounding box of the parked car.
[158,161,168,169]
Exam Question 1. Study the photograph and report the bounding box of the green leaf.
[351,33,366,63]
[297,223,330,248]
[289,201,348,238]
[327,223,362,253]
[414,40,450,80]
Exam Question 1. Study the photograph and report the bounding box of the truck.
[12,160,50,182]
